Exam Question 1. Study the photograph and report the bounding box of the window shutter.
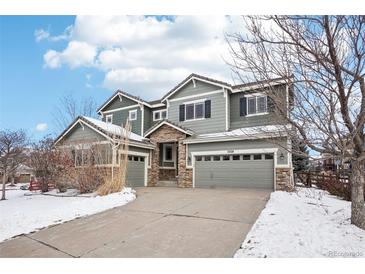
[179,104,185,121]
[205,100,211,118]
[267,96,275,113]
[240,97,247,116]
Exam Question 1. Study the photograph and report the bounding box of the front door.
[159,142,177,181]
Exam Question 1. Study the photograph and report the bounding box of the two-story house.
[54,73,293,190]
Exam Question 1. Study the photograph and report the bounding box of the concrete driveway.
[0,187,270,258]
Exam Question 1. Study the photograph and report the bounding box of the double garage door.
[194,153,274,190]
[126,155,146,187]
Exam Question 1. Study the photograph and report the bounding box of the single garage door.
[126,155,146,187]
[195,153,274,189]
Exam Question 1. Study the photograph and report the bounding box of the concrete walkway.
[0,187,270,258]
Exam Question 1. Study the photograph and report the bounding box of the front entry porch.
[157,142,178,187]
[145,121,193,188]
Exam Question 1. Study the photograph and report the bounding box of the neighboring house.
[54,73,293,190]
[316,153,352,173]
[15,164,35,183]
[5,164,35,184]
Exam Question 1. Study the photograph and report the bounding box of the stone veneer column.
[275,168,294,191]
[148,144,159,186]
[177,140,193,188]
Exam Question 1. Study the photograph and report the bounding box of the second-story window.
[153,109,167,121]
[179,100,211,122]
[129,109,137,121]
[186,102,205,120]
[105,114,113,124]
[247,95,267,115]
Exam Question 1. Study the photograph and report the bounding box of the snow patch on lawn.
[0,186,136,243]
[235,187,365,258]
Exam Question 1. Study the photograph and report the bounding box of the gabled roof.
[231,76,293,92]
[161,73,232,102]
[97,90,154,114]
[54,116,154,149]
[96,73,292,114]
[144,120,195,137]
[148,99,163,105]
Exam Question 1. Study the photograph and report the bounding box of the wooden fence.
[297,171,352,200]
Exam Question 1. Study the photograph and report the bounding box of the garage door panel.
[195,155,274,189]
[126,156,145,187]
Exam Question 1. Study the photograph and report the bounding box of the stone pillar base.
[275,168,294,191]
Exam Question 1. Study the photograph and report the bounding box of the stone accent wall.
[177,140,193,187]
[147,147,159,186]
[159,169,176,181]
[147,124,193,188]
[147,168,156,187]
[276,168,294,191]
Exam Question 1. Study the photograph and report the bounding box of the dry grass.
[97,120,131,195]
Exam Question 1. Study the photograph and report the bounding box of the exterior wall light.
[279,152,285,161]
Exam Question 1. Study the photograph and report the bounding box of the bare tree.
[0,130,28,200]
[227,16,365,229]
[29,137,56,192]
[52,92,97,132]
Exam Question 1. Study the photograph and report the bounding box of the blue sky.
[0,15,239,141]
[0,16,111,140]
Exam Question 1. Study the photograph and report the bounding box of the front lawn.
[235,187,365,258]
[0,184,136,242]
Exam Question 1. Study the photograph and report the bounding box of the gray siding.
[143,106,152,135]
[188,138,289,166]
[129,146,151,154]
[59,122,150,154]
[102,95,137,112]
[168,92,226,134]
[60,123,107,144]
[169,80,221,99]
[100,94,143,135]
[230,85,287,130]
[150,106,167,127]
[106,107,142,136]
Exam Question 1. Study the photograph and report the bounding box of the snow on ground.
[235,187,365,258]
[0,184,136,242]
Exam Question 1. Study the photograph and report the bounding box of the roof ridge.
[97,73,291,113]
[144,119,194,137]
[161,73,231,102]
[232,76,292,89]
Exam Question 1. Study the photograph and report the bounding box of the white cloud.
[44,41,97,69]
[35,123,48,132]
[43,50,62,68]
[34,29,50,42]
[34,25,73,42]
[42,16,244,98]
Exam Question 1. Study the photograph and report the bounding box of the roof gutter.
[183,132,288,144]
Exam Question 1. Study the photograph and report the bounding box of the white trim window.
[129,109,137,121]
[185,101,205,121]
[247,95,267,116]
[153,109,167,121]
[105,114,113,124]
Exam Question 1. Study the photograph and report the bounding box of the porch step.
[157,180,177,187]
